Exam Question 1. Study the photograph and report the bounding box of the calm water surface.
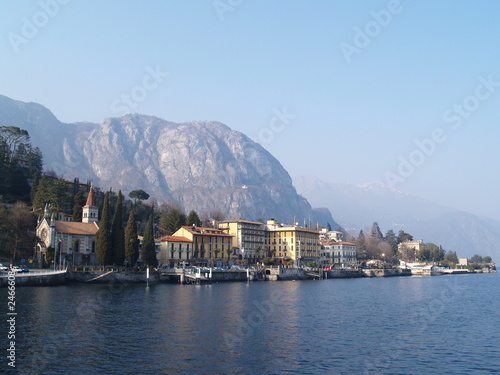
[1,273,499,374]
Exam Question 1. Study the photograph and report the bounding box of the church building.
[36,187,99,267]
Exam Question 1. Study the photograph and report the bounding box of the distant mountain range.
[0,94,338,226]
[294,176,500,258]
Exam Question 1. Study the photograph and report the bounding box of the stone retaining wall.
[68,270,158,284]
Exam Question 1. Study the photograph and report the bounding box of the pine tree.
[111,190,125,266]
[370,222,384,239]
[161,208,186,235]
[142,215,158,267]
[397,230,413,243]
[186,210,202,227]
[96,191,112,265]
[125,211,139,266]
[384,229,398,255]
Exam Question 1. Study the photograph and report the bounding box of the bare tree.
[398,244,415,262]
[209,209,225,222]
[8,202,35,260]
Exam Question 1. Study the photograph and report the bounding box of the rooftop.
[181,226,233,237]
[156,235,192,243]
[55,221,98,236]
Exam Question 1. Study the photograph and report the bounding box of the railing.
[0,269,68,277]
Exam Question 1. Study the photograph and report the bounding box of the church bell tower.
[82,186,99,223]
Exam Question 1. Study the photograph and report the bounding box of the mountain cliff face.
[0,95,333,224]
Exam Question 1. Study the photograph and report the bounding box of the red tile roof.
[156,235,192,243]
[55,221,98,235]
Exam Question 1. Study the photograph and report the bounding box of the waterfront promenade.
[0,269,68,286]
[6,265,489,287]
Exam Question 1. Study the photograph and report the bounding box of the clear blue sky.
[1,0,500,221]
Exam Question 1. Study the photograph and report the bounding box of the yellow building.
[264,219,320,266]
[398,240,425,261]
[172,226,233,266]
[218,219,266,261]
[156,235,193,267]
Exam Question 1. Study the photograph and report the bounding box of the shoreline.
[0,266,494,287]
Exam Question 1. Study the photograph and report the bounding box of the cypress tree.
[96,191,112,265]
[125,211,139,266]
[142,215,158,267]
[111,190,125,266]
[72,191,86,222]
[356,230,367,259]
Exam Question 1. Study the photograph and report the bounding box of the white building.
[319,239,357,268]
[218,219,266,261]
[319,228,344,242]
[36,187,99,267]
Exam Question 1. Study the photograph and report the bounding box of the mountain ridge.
[0,94,338,227]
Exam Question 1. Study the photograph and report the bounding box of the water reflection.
[2,274,499,374]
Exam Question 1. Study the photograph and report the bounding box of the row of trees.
[352,222,414,262]
[95,191,148,267]
[0,202,35,261]
[93,190,210,267]
[0,127,42,260]
[0,126,43,202]
[352,222,451,265]
[469,254,493,264]
[351,222,494,267]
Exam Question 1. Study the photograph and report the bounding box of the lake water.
[1,273,499,374]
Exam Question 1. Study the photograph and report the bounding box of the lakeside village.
[1,178,495,286]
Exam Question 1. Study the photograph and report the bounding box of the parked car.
[10,265,22,273]
[0,263,8,271]
[20,265,30,273]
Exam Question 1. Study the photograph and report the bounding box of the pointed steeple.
[82,186,99,223]
[85,186,97,206]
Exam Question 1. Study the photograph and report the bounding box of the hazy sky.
[1,0,499,221]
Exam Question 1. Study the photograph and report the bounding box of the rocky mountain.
[0,95,338,226]
[294,175,500,258]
